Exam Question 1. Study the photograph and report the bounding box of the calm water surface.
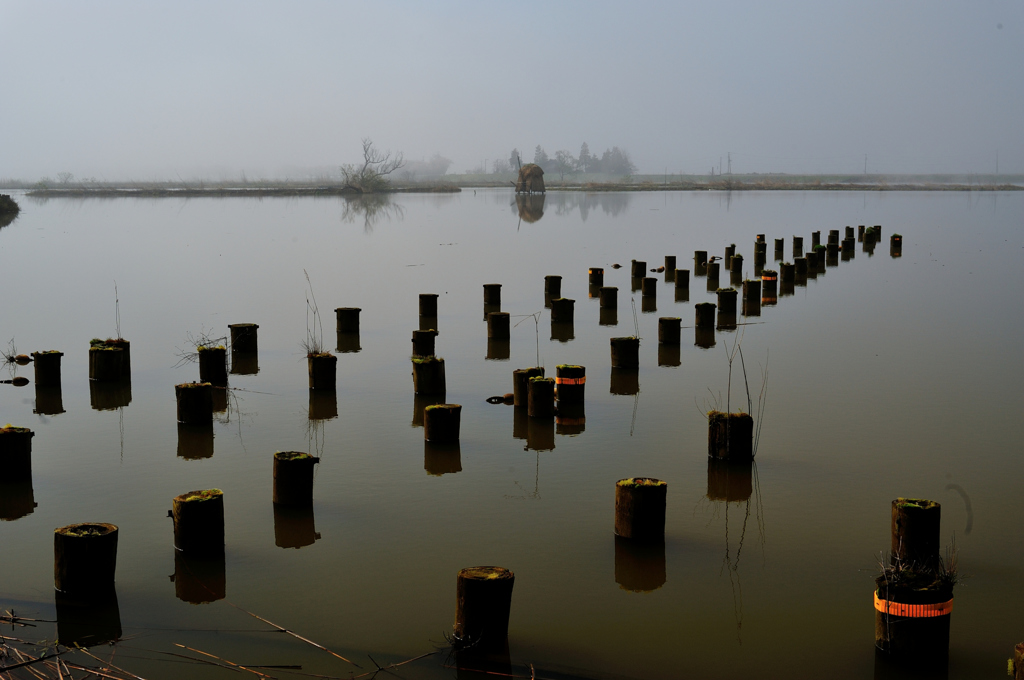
[1,189,1022,680]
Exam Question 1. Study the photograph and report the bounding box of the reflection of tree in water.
[506,191,632,222]
[702,462,766,645]
[340,194,405,233]
[505,451,541,501]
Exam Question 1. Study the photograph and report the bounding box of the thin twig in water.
[173,644,276,679]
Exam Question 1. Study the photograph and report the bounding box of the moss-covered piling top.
[89,345,123,352]
[177,489,223,503]
[56,522,116,538]
[197,345,227,352]
[610,336,640,342]
[529,376,554,383]
[707,410,752,421]
[715,287,737,294]
[892,233,903,238]
[176,381,212,389]
[411,355,443,364]
[1,424,32,433]
[617,477,667,488]
[275,451,313,461]
[761,269,778,276]
[894,498,939,511]
[307,351,335,358]
[459,566,514,581]
[556,364,584,370]
[813,244,827,251]
[424,403,461,411]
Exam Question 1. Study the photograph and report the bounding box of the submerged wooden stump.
[614,478,667,542]
[228,323,259,352]
[273,451,316,506]
[454,566,515,651]
[307,353,337,391]
[412,356,446,395]
[32,350,63,387]
[610,337,639,368]
[707,411,753,461]
[513,367,544,406]
[172,489,224,554]
[54,523,118,597]
[175,382,213,424]
[424,404,461,443]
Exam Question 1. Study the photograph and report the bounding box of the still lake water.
[1,189,1022,679]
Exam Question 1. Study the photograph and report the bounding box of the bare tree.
[340,139,405,193]
[56,172,74,185]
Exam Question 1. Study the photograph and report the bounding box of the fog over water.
[2,1,1023,179]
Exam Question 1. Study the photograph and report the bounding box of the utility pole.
[727,152,732,175]
[719,157,722,175]
[996,151,999,175]
[864,154,867,175]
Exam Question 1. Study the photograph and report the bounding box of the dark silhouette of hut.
[515,164,545,194]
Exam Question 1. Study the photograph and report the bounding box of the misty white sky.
[3,0,1022,178]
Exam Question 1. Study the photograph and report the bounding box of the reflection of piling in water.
[631,276,643,293]
[419,314,438,331]
[198,346,228,386]
[177,423,214,460]
[413,356,446,394]
[528,378,555,418]
[513,367,544,406]
[483,303,500,322]
[412,329,437,357]
[424,404,461,443]
[695,326,715,349]
[658,317,681,345]
[555,365,585,404]
[336,332,360,353]
[589,267,604,287]
[641,296,657,314]
[600,308,618,326]
[609,367,640,395]
[794,257,808,285]
[658,344,681,367]
[278,510,320,574]
[615,478,667,541]
[231,349,259,375]
[828,229,839,245]
[742,296,761,317]
[708,412,753,462]
[706,458,753,502]
[526,412,555,450]
[34,385,65,415]
[273,452,316,506]
[875,498,952,665]
[694,251,708,276]
[550,321,574,342]
[774,238,784,260]
[54,522,118,598]
[614,534,666,592]
[32,350,63,387]
[599,286,617,309]
[455,566,515,654]
[793,236,804,258]
[56,590,122,647]
[555,402,585,436]
[307,353,337,391]
[483,284,501,307]
[486,338,510,361]
[610,337,640,368]
[780,279,795,297]
[753,249,766,277]
[842,237,856,261]
[172,489,224,555]
[211,386,228,413]
[424,441,462,475]
[228,323,259,352]
[419,293,439,317]
[487,312,510,340]
[512,406,528,441]
[173,550,226,603]
[412,394,445,428]
[176,382,212,424]
[0,478,36,521]
[890,234,902,257]
[826,243,839,266]
[544,275,561,307]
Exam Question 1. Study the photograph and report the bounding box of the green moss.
[617,477,666,488]
[425,403,461,411]
[181,489,222,503]
[176,381,212,389]
[896,497,938,511]
[197,345,226,352]
[716,287,736,293]
[529,376,553,383]
[60,524,109,538]
[556,364,583,370]
[89,338,106,347]
[411,355,442,364]
[275,451,312,461]
[1,425,31,433]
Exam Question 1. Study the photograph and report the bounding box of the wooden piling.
[54,523,118,597]
[228,323,259,352]
[615,478,667,542]
[424,404,462,443]
[175,382,213,424]
[334,308,361,334]
[707,411,753,461]
[172,489,224,554]
[273,452,316,506]
[32,351,63,387]
[454,567,515,652]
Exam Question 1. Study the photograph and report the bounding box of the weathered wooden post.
[424,404,462,443]
[172,489,225,554]
[176,382,213,424]
[228,323,259,352]
[614,478,667,542]
[273,452,316,506]
[513,367,545,406]
[54,523,119,597]
[707,411,753,461]
[610,337,640,368]
[412,356,446,395]
[454,566,515,652]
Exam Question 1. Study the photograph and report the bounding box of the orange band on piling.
[555,417,586,426]
[555,377,586,385]
[761,274,777,281]
[873,591,952,618]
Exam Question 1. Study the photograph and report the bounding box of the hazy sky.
[3,1,1022,178]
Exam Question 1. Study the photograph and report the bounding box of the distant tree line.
[491,143,637,179]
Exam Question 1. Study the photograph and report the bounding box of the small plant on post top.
[302,270,329,357]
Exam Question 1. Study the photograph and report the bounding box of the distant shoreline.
[20,179,1023,198]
